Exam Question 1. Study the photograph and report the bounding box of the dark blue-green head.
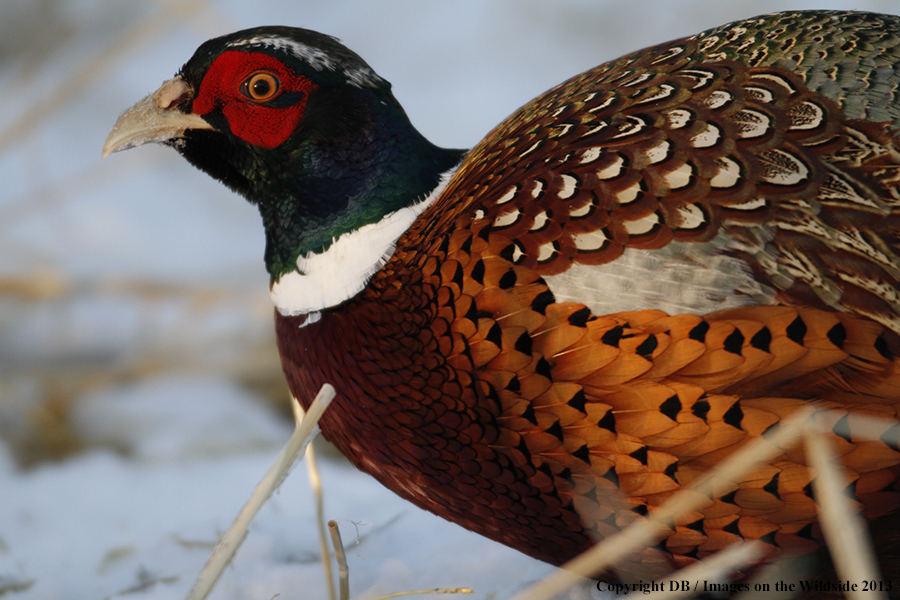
[104,26,464,285]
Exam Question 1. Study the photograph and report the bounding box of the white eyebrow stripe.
[225,35,385,89]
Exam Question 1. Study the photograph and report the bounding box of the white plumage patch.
[270,166,458,316]
[545,237,774,316]
[225,35,384,89]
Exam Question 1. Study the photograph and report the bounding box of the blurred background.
[2,1,899,598]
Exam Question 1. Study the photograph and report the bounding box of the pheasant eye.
[242,72,280,101]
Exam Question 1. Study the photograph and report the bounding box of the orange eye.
[242,72,280,101]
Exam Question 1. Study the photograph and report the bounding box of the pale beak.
[102,76,213,158]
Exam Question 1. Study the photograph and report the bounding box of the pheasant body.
[105,11,900,581]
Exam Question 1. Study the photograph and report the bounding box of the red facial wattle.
[191,50,317,149]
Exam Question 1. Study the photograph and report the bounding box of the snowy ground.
[2,1,898,599]
[1,375,554,599]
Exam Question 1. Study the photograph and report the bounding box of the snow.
[71,376,293,461]
[3,376,553,599]
[2,1,897,598]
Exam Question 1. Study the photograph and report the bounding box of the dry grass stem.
[367,589,474,600]
[508,408,814,600]
[509,406,900,600]
[804,425,886,600]
[295,398,337,600]
[623,541,766,600]
[183,383,335,600]
[328,520,350,600]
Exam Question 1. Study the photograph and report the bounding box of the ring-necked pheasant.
[104,11,900,581]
